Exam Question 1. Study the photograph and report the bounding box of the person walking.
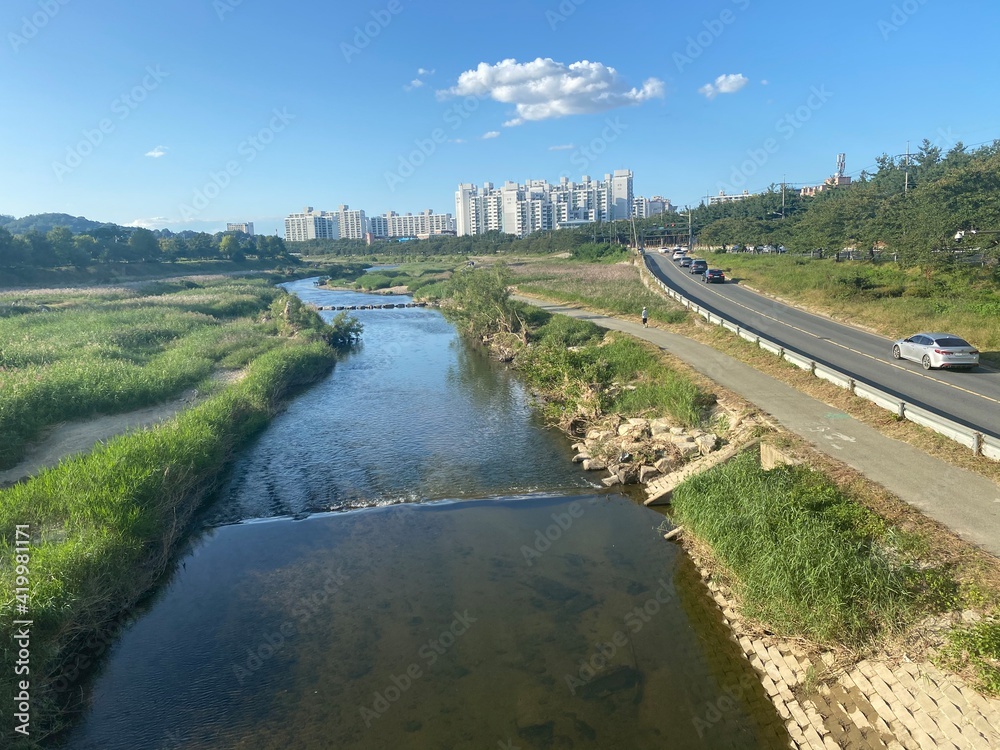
[641,307,648,328]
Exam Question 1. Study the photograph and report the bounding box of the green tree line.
[679,139,1000,266]
[0,224,291,269]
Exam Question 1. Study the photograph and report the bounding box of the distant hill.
[0,213,120,235]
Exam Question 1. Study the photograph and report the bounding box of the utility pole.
[687,207,693,250]
[904,141,910,195]
[781,175,786,218]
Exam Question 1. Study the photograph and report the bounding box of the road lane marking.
[651,258,1000,408]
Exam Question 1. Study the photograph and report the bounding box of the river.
[56,278,786,749]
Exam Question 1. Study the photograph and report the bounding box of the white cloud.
[404,78,424,91]
[439,58,664,125]
[417,67,435,76]
[449,138,466,144]
[144,146,168,158]
[699,73,749,99]
[548,144,575,151]
[482,131,500,139]
[761,79,769,86]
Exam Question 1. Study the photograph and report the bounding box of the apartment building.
[284,207,339,242]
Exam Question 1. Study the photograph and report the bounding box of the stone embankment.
[311,301,432,312]
[685,541,1000,749]
[569,405,763,497]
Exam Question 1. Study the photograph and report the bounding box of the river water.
[57,278,786,749]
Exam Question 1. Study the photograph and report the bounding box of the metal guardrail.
[642,257,997,461]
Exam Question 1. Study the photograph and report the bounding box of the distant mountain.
[0,213,120,235]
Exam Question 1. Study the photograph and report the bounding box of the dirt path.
[0,390,200,488]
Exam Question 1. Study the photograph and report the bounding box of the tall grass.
[516,313,708,427]
[0,279,293,468]
[0,340,338,745]
[511,259,687,324]
[671,450,921,645]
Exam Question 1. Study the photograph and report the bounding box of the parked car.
[672,249,687,261]
[679,257,692,267]
[891,332,979,370]
[703,268,725,283]
[690,259,708,274]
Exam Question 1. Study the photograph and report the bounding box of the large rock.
[695,434,718,456]
[650,418,673,436]
[669,427,686,436]
[654,457,675,474]
[572,452,591,463]
[675,440,700,459]
[582,459,606,471]
[615,464,640,485]
[601,475,622,487]
[638,466,661,483]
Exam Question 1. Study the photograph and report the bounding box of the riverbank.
[512,289,1000,742]
[0,280,360,746]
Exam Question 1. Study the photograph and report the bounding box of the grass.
[670,450,940,646]
[509,307,709,428]
[0,278,293,469]
[702,254,1000,364]
[0,281,351,746]
[939,620,1000,694]
[510,258,687,324]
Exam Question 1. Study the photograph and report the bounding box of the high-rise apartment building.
[455,170,634,238]
[284,207,339,242]
[632,196,675,219]
[226,222,255,235]
[337,205,368,240]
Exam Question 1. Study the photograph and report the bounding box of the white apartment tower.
[284,207,339,242]
[227,222,255,235]
[337,205,368,240]
[455,170,634,238]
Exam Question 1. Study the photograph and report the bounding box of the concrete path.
[515,297,1000,559]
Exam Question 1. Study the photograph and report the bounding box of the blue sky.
[2,0,999,234]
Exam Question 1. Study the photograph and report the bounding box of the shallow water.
[56,279,787,749]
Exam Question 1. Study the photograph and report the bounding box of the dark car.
[703,268,725,283]
[690,259,708,274]
[679,257,692,268]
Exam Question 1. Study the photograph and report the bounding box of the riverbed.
[56,279,786,749]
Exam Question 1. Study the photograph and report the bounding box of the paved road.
[645,252,1000,440]
[515,295,1000,558]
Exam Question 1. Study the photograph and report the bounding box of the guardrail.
[641,256,998,462]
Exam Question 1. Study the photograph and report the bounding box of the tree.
[128,228,160,261]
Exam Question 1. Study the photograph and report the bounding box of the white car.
[891,332,979,370]
[671,249,687,261]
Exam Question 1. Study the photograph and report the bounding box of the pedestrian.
[641,307,648,328]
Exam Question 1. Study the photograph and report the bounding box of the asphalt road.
[645,252,1000,440]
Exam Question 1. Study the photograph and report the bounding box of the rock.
[638,466,660,483]
[571,442,588,453]
[676,441,700,459]
[616,464,640,485]
[572,452,590,463]
[601,475,622,487]
[663,526,684,542]
[627,418,649,428]
[669,427,686,436]
[695,434,718,456]
[650,418,673,436]
[582,459,606,471]
[654,457,674,473]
